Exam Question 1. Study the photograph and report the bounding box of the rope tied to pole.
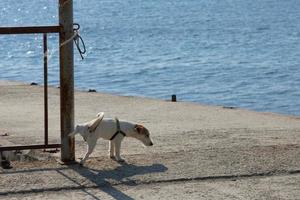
[60,23,86,60]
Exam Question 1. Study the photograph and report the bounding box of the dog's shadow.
[65,161,168,200]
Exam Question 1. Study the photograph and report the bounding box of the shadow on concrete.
[64,162,168,200]
[0,162,168,200]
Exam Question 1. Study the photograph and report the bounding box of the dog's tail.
[96,112,104,118]
[87,112,105,132]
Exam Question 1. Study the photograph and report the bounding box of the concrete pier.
[0,81,300,199]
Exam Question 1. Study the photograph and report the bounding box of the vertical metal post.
[43,33,48,146]
[59,0,75,162]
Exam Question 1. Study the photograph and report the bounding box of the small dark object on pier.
[1,159,12,169]
[171,94,177,102]
[88,89,97,93]
[44,148,60,153]
[0,133,9,136]
[223,106,236,109]
[30,82,38,86]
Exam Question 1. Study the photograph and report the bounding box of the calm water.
[1,0,300,116]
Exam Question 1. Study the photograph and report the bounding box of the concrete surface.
[0,81,300,199]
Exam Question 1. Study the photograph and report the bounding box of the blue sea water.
[1,0,300,116]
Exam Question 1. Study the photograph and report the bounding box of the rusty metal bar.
[0,144,61,152]
[0,26,61,34]
[59,0,75,162]
[43,33,49,146]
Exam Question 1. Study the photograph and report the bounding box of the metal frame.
[0,26,61,34]
[0,0,75,162]
[0,27,61,152]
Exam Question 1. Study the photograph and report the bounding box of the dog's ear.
[88,114,104,132]
[134,124,144,134]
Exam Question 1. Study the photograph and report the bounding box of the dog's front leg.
[114,138,124,162]
[109,140,115,159]
[80,139,96,165]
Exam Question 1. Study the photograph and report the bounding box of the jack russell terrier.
[69,112,153,165]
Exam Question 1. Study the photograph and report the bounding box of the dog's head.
[134,124,153,146]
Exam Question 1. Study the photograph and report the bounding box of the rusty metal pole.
[43,33,49,147]
[59,0,75,162]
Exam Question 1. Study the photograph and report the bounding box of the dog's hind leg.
[80,140,96,165]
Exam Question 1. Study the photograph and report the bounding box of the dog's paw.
[79,159,85,166]
[115,157,125,163]
[110,156,116,160]
[110,156,125,162]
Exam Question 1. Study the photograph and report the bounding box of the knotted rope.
[60,23,86,60]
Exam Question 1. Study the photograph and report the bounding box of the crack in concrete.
[1,169,300,196]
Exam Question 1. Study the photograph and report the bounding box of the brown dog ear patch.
[134,124,144,134]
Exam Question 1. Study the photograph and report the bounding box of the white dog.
[69,112,153,165]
